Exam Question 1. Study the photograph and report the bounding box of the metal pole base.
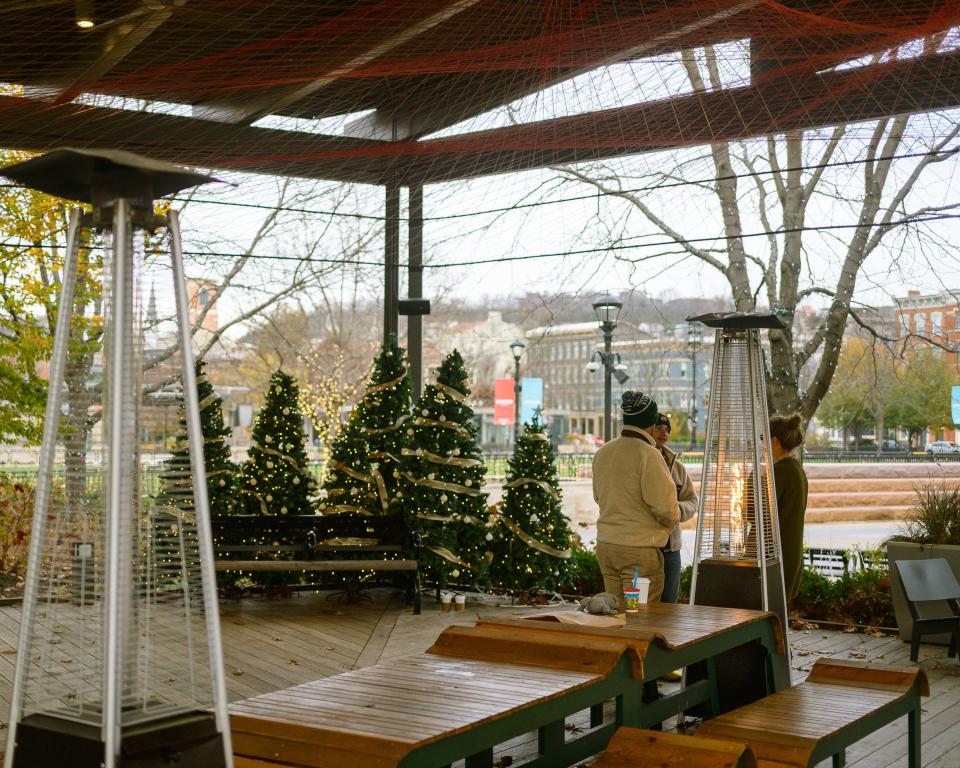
[11,711,226,768]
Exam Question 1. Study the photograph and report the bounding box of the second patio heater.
[2,149,232,768]
[685,312,792,712]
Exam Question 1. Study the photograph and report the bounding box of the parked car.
[926,441,960,455]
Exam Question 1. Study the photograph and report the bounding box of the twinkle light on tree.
[399,350,488,588]
[352,340,411,513]
[240,370,316,515]
[299,348,370,462]
[489,413,573,595]
[319,412,379,515]
[158,359,238,517]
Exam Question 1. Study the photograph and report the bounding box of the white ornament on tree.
[451,569,460,579]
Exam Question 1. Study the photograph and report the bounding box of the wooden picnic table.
[433,602,790,728]
[229,603,789,768]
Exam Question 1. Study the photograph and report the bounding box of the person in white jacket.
[592,392,680,605]
[652,413,699,604]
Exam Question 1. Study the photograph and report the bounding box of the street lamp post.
[591,296,624,442]
[510,339,525,443]
[688,323,703,450]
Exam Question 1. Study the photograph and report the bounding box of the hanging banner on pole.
[494,378,515,426]
[952,386,960,425]
[521,378,544,424]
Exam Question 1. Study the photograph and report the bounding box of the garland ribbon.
[492,512,572,559]
[327,460,389,513]
[401,447,482,468]
[366,371,407,395]
[401,471,482,496]
[525,432,550,442]
[412,417,469,436]
[416,512,487,526]
[434,382,467,402]
[425,544,471,568]
[252,441,303,470]
[198,392,218,412]
[323,505,372,516]
[503,477,560,498]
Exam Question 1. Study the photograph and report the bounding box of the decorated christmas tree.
[318,412,380,515]
[399,350,489,587]
[157,360,238,517]
[349,340,411,514]
[240,370,316,515]
[489,413,573,595]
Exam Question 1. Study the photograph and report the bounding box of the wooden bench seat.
[695,658,929,767]
[214,514,421,613]
[593,728,758,768]
[589,660,927,768]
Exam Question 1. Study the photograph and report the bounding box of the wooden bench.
[212,514,421,613]
[695,657,929,767]
[593,728,757,768]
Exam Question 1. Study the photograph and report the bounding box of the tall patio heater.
[2,149,232,768]
[685,312,792,713]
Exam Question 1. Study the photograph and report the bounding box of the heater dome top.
[686,311,787,330]
[1,147,219,203]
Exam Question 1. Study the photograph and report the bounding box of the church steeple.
[146,281,158,326]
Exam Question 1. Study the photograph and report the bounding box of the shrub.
[563,548,604,597]
[833,569,895,627]
[0,473,34,581]
[899,481,960,545]
[678,564,693,604]
[792,568,838,619]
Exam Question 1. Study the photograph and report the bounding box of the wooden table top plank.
[426,623,638,676]
[475,602,785,655]
[229,651,606,761]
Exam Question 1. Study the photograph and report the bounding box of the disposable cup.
[623,588,640,612]
[440,593,452,612]
[454,594,466,612]
[636,576,651,604]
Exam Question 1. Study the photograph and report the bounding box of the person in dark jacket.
[769,413,808,599]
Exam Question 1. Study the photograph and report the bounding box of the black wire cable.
[5,211,955,269]
[2,146,956,223]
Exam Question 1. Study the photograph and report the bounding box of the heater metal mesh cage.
[695,329,780,565]
[13,206,225,752]
[15,215,216,727]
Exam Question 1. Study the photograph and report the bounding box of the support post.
[408,183,424,399]
[384,182,400,346]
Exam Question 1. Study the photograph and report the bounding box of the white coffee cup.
[454,594,466,612]
[440,593,452,612]
[635,576,651,604]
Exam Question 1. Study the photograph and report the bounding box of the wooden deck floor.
[0,588,957,767]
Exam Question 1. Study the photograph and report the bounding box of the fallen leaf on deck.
[843,626,858,633]
[849,650,866,659]
[565,723,585,734]
[795,650,810,657]
[232,668,244,676]
[0,648,17,654]
[232,618,246,625]
[273,636,282,641]
[494,757,513,768]
[289,659,299,665]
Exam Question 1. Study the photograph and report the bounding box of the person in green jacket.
[769,412,808,599]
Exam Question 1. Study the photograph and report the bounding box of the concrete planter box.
[886,540,960,643]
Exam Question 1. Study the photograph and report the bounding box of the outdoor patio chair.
[894,558,960,663]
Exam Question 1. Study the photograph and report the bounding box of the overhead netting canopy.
[1,0,959,185]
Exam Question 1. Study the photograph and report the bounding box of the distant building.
[423,311,524,405]
[524,323,708,441]
[896,289,960,361]
[187,279,219,334]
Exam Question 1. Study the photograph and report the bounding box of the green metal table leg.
[705,657,721,717]
[590,703,604,728]
[909,703,921,768]
[832,749,846,767]
[538,719,565,759]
